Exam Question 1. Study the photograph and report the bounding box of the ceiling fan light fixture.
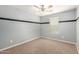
[34,5,53,12]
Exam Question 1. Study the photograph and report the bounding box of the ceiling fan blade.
[34,6,40,9]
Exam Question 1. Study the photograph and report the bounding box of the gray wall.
[0,5,77,49]
[0,5,40,49]
[40,9,76,42]
[0,5,40,22]
[76,6,79,46]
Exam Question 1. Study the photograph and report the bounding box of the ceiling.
[11,5,77,16]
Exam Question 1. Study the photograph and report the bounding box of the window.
[49,17,59,34]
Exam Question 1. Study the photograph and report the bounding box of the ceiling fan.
[34,5,53,12]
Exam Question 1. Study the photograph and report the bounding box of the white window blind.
[49,17,59,34]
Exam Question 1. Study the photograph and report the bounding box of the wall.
[40,9,76,43]
[0,5,77,50]
[76,6,79,48]
[0,5,40,22]
[0,5,40,49]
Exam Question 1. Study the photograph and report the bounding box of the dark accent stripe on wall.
[0,17,77,24]
[0,17,40,24]
[59,20,76,23]
[40,22,49,24]
[40,20,76,24]
[76,17,79,21]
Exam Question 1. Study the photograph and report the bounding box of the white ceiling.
[11,5,77,16]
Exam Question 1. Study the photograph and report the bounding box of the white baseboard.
[41,36,76,45]
[0,36,40,51]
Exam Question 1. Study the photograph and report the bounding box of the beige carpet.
[2,38,78,54]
